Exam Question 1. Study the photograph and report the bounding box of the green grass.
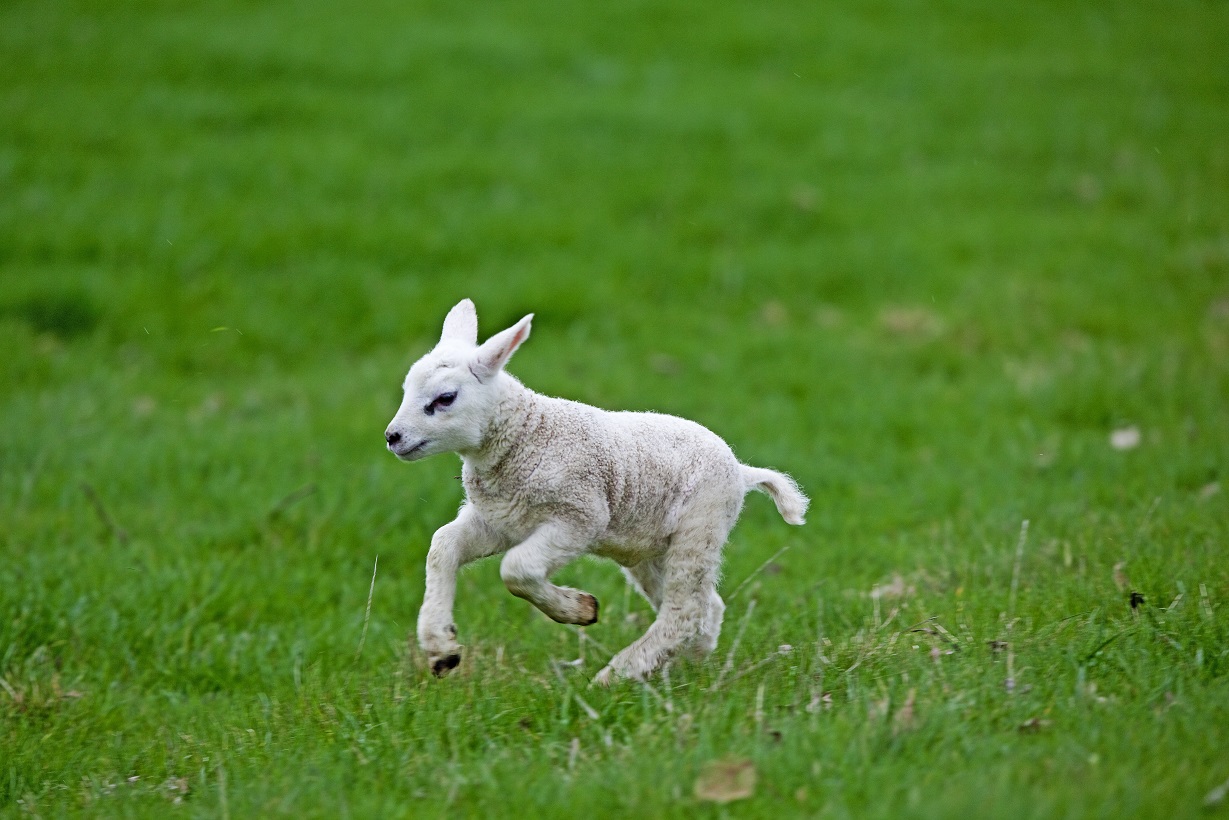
[2,0,1228,815]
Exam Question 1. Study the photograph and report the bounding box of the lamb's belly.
[591,537,665,567]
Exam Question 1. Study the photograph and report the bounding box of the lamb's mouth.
[392,439,429,460]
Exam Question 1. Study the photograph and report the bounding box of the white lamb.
[384,299,808,684]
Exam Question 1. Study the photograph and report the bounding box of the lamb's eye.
[424,391,458,416]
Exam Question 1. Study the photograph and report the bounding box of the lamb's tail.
[741,465,809,526]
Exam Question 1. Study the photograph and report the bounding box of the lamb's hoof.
[430,653,461,677]
[591,666,614,688]
[577,593,599,626]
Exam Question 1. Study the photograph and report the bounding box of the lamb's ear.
[471,314,533,381]
[440,299,478,346]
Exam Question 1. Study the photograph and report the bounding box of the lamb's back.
[540,398,742,536]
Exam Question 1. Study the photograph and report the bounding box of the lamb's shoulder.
[461,396,612,539]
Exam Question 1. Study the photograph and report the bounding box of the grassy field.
[2,0,1228,815]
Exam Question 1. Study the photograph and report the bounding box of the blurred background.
[4,0,1225,527]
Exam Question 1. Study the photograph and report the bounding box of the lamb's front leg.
[500,523,599,625]
[417,506,504,677]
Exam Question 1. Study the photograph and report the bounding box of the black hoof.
[431,653,461,677]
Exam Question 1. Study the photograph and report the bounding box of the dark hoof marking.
[431,653,461,677]
[579,594,599,626]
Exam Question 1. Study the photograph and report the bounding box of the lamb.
[384,299,808,685]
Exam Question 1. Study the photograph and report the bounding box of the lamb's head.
[384,299,533,461]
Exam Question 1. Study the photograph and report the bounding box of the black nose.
[386,430,401,446]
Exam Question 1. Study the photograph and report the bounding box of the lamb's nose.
[386,430,402,446]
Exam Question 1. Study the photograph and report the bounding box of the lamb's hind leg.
[686,589,725,659]
[624,558,723,661]
[622,556,667,611]
[500,523,599,625]
[595,525,724,685]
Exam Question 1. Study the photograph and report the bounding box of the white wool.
[385,299,809,684]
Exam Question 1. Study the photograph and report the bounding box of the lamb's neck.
[462,376,543,480]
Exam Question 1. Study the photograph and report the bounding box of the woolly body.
[385,299,808,684]
[464,385,744,559]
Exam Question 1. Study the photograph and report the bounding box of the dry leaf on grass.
[694,758,757,804]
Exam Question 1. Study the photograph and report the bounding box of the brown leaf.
[694,758,757,804]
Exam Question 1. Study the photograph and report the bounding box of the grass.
[2,0,1228,815]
